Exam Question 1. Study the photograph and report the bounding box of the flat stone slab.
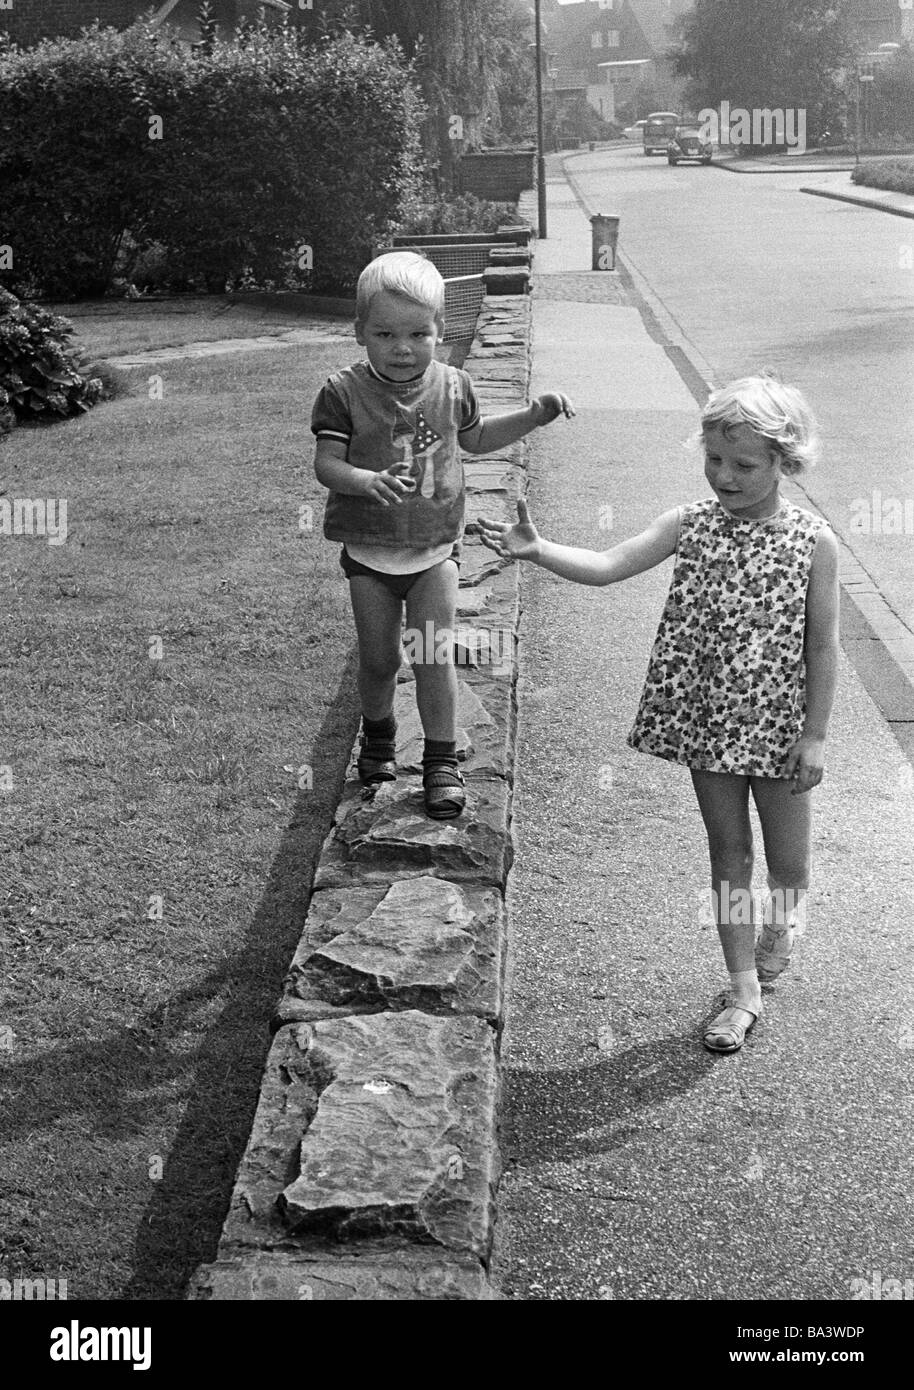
[463,459,525,497]
[217,1014,499,1258]
[313,777,511,888]
[189,1253,491,1301]
[275,877,505,1024]
[465,359,528,386]
[396,678,511,775]
[459,544,512,588]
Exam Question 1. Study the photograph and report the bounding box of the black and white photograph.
[1,0,912,1353]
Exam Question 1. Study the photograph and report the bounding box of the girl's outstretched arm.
[785,526,840,794]
[476,499,680,586]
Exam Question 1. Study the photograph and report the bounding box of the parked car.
[622,119,647,141]
[667,125,713,165]
[643,111,681,155]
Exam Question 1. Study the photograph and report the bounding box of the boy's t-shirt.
[311,359,480,550]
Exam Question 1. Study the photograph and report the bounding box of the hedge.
[851,157,914,197]
[0,20,427,299]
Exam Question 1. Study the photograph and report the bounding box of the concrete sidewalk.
[490,167,914,1302]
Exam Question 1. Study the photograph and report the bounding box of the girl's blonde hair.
[697,373,820,474]
[356,251,445,325]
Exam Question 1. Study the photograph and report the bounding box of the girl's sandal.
[755,926,794,983]
[423,764,466,820]
[703,998,762,1054]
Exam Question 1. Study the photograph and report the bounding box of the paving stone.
[396,677,511,775]
[216,1014,499,1258]
[189,1253,492,1301]
[274,876,505,1024]
[459,544,512,588]
[463,460,525,496]
[466,359,528,386]
[313,777,511,888]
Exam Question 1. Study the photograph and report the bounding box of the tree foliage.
[0,18,426,298]
[671,0,853,141]
[298,0,535,157]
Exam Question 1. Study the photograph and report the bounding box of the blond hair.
[356,251,445,325]
[697,374,820,474]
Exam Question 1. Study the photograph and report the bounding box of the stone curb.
[798,185,914,219]
[188,292,532,1301]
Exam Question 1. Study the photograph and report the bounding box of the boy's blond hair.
[698,373,820,474]
[356,251,445,325]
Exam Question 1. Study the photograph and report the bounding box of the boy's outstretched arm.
[476,500,679,586]
[460,392,574,455]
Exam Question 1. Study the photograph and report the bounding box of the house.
[0,0,291,49]
[848,0,914,48]
[540,0,690,129]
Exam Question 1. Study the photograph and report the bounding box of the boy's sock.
[361,713,396,760]
[728,968,762,1014]
[422,738,458,772]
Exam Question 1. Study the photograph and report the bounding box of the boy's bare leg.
[348,575,404,719]
[405,559,459,740]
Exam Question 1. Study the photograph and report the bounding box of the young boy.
[312,251,573,819]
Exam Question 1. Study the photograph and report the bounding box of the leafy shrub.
[0,20,427,299]
[851,157,914,195]
[397,193,516,235]
[0,287,102,426]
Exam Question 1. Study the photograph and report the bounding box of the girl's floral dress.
[628,499,825,777]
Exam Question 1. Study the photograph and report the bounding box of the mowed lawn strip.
[0,330,362,1299]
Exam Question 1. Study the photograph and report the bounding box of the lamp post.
[534,0,548,238]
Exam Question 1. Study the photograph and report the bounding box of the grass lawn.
[0,315,363,1299]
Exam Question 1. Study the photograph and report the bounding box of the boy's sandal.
[356,740,397,786]
[423,764,466,819]
[703,999,762,1054]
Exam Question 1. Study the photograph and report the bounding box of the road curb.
[798,185,914,219]
[187,293,533,1301]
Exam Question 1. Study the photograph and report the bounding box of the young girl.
[476,375,839,1053]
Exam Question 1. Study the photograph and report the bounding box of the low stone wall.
[188,291,533,1301]
[457,151,536,203]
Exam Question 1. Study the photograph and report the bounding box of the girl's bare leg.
[690,770,762,1043]
[751,776,812,978]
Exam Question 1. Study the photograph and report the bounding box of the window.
[591,31,604,49]
[606,30,620,48]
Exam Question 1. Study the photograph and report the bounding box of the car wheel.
[667,157,677,165]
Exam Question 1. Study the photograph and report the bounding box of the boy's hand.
[360,464,417,507]
[533,392,575,426]
[476,498,541,562]
[784,735,825,795]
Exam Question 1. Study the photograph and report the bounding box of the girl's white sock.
[728,968,761,1011]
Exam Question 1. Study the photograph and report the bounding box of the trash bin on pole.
[590,213,620,270]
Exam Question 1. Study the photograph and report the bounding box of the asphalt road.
[563,145,914,638]
[489,167,914,1312]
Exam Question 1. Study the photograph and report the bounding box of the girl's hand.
[784,735,825,795]
[476,498,541,562]
[534,392,575,425]
[360,465,416,507]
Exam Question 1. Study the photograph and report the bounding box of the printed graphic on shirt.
[392,405,446,498]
